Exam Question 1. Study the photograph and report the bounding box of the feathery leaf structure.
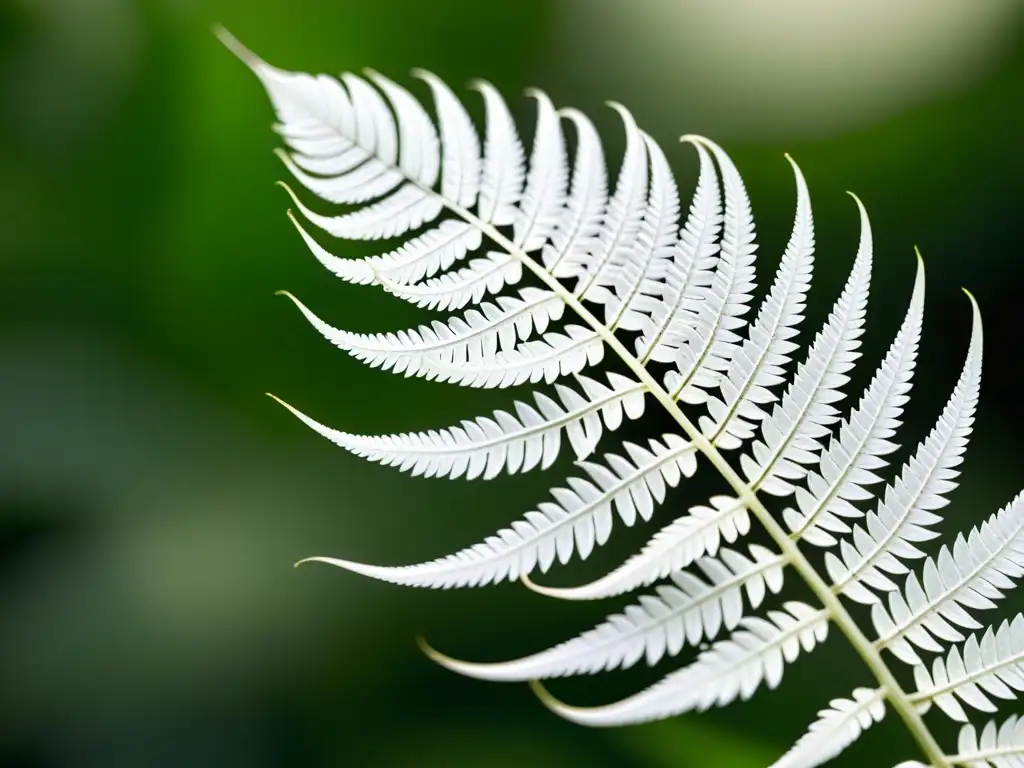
[770,688,886,768]
[222,27,1023,768]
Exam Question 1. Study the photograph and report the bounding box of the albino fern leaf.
[427,545,783,681]
[278,287,562,376]
[701,154,815,451]
[784,257,925,547]
[739,198,872,496]
[571,104,649,309]
[532,603,828,727]
[634,140,721,365]
[665,137,758,405]
[826,295,983,603]
[542,109,607,278]
[944,716,1024,767]
[769,688,886,768]
[873,492,1024,665]
[287,213,480,287]
[909,616,1024,723]
[270,373,645,480]
[301,435,696,588]
[472,80,524,227]
[526,495,752,601]
[222,28,1024,768]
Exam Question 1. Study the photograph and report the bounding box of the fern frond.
[769,688,886,768]
[224,30,1024,767]
[570,103,648,309]
[739,197,872,496]
[633,140,721,365]
[472,80,525,227]
[664,137,758,405]
[513,90,568,250]
[301,435,697,587]
[542,108,607,278]
[701,153,815,451]
[562,218,869,600]
[269,373,645,479]
[378,252,522,312]
[277,286,561,372]
[909,616,1024,722]
[531,603,828,727]
[945,715,1024,767]
[826,293,983,604]
[421,325,604,388]
[594,133,679,333]
[426,545,784,681]
[287,213,480,287]
[783,256,925,547]
[872,492,1024,665]
[415,69,480,208]
[525,495,752,600]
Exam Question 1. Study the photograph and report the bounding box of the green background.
[1,1,1022,766]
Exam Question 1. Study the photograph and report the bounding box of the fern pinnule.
[825,293,983,604]
[769,688,887,768]
[423,544,784,682]
[530,602,830,727]
[220,24,1023,768]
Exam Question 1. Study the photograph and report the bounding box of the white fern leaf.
[413,69,480,209]
[472,80,525,226]
[526,495,751,601]
[633,140,721,365]
[583,206,867,605]
[303,182,444,240]
[342,72,398,162]
[945,715,1024,767]
[826,293,983,603]
[286,213,480,287]
[269,373,646,480]
[571,103,648,308]
[300,435,696,588]
[664,136,758,405]
[873,492,1024,665]
[601,133,681,332]
[291,68,446,240]
[513,90,568,250]
[784,256,925,547]
[276,287,560,375]
[909,616,1024,722]
[769,688,886,768]
[277,138,403,206]
[701,155,815,450]
[428,545,783,682]
[226,34,1024,764]
[421,325,603,389]
[243,51,413,210]
[365,69,440,186]
[739,195,873,496]
[543,109,607,278]
[377,251,522,312]
[533,602,828,727]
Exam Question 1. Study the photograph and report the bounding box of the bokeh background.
[2,1,1023,766]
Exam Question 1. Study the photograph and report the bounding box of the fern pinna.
[220,26,1024,768]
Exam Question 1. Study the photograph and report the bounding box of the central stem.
[448,203,949,768]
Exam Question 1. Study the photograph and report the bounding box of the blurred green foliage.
[0,1,1022,766]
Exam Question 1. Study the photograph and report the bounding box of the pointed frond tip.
[414,635,522,681]
[529,679,591,720]
[214,25,261,67]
